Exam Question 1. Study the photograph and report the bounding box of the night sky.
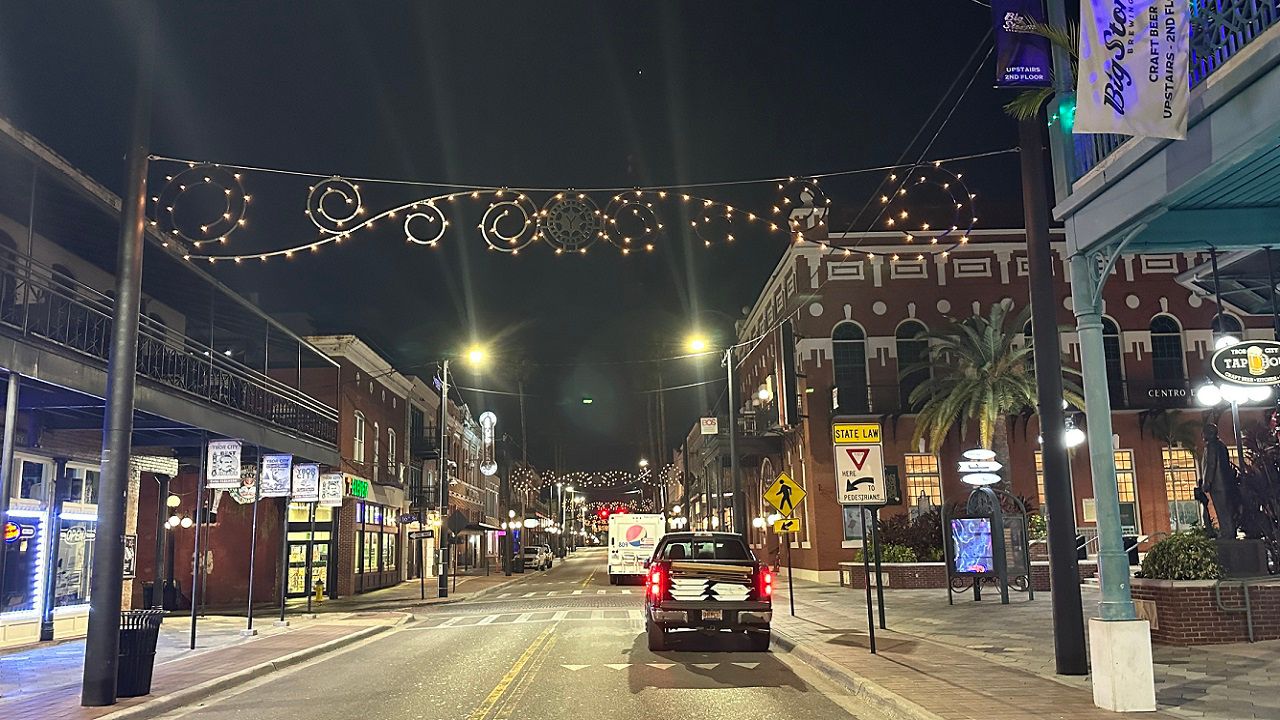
[0,2,1033,479]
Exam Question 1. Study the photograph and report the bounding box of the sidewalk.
[775,579,1280,720]
[0,611,405,720]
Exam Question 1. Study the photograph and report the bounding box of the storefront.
[354,500,400,593]
[285,502,334,598]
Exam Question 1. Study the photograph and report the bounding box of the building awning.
[463,522,501,532]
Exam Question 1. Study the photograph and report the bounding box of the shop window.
[54,519,94,607]
[1114,450,1139,534]
[1163,447,1200,531]
[15,459,48,501]
[1,513,42,613]
[903,454,942,513]
[832,322,869,413]
[65,466,99,505]
[382,533,397,571]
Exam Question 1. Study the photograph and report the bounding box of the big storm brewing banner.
[992,0,1052,87]
[1076,0,1189,139]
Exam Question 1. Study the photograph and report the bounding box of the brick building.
[690,228,1271,582]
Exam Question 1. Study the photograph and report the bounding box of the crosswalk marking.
[546,591,557,596]
[515,612,533,623]
[621,589,632,594]
[596,590,607,595]
[571,590,583,595]
[437,617,463,627]
[497,593,512,599]
[552,611,568,621]
[476,615,499,625]
[521,592,537,598]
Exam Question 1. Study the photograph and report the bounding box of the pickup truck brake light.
[757,567,773,600]
[647,564,666,604]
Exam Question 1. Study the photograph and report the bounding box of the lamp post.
[437,346,487,598]
[686,333,745,538]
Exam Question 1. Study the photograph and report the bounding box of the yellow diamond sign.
[763,472,805,516]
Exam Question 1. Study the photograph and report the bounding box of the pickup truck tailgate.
[667,561,754,602]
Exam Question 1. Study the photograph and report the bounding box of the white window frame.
[373,422,380,482]
[353,411,366,464]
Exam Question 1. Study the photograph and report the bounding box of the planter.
[1131,577,1280,646]
[837,560,1097,591]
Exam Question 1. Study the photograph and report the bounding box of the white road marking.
[604,663,631,670]
[521,592,537,598]
[476,615,499,625]
[546,591,557,596]
[515,612,533,623]
[620,589,632,594]
[596,590,607,595]
[732,662,759,669]
[561,664,590,671]
[691,663,719,670]
[496,593,512,599]
[552,611,568,620]
[437,617,463,627]
[571,590,583,595]
[647,663,676,670]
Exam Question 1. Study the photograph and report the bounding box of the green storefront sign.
[347,476,370,499]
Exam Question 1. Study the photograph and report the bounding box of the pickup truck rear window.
[657,539,752,561]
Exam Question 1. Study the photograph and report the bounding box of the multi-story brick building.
[690,227,1271,582]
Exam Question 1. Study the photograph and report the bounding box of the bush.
[878,508,943,560]
[1138,531,1225,580]
[854,543,918,563]
[1027,513,1047,541]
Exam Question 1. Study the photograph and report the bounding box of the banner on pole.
[319,472,345,506]
[1076,0,1189,139]
[992,0,1052,87]
[292,463,320,503]
[259,454,293,498]
[205,440,243,489]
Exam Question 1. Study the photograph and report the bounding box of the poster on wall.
[992,0,1052,87]
[1075,0,1189,139]
[205,440,243,489]
[229,464,258,505]
[292,463,320,503]
[259,454,293,498]
[122,534,137,579]
[319,472,345,506]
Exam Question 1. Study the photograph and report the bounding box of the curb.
[772,629,945,720]
[95,624,393,720]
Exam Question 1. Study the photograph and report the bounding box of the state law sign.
[1076,0,1189,139]
[836,444,887,505]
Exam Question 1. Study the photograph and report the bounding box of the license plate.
[702,610,722,621]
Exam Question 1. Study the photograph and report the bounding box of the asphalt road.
[158,549,874,720]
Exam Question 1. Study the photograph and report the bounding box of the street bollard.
[314,579,325,604]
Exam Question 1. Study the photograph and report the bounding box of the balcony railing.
[0,248,337,445]
[410,426,440,458]
[834,379,1193,416]
[1072,0,1280,181]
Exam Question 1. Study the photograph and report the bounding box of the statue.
[1198,422,1242,538]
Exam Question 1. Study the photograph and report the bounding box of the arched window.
[896,320,929,411]
[1101,318,1126,405]
[1211,313,1243,345]
[832,322,869,413]
[353,411,366,463]
[1149,315,1185,384]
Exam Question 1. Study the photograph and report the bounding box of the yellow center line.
[581,569,596,588]
[467,624,556,720]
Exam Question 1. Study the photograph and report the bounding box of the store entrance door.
[286,540,330,597]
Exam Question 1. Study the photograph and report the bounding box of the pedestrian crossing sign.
[763,472,805,517]
[773,517,802,534]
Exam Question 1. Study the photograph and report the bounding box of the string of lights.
[510,464,681,493]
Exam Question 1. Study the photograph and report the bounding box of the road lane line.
[466,624,556,720]
[580,570,596,587]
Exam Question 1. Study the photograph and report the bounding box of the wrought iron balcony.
[1072,0,1280,182]
[0,247,338,444]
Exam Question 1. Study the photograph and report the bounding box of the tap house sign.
[1211,340,1280,386]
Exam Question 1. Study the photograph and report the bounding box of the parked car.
[522,545,550,570]
[643,531,773,651]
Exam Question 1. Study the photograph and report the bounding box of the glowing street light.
[466,346,487,366]
[638,458,649,468]
[687,335,709,353]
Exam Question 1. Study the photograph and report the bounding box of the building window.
[1149,315,1185,385]
[903,454,942,513]
[387,428,396,478]
[1,515,43,613]
[54,519,95,607]
[1211,314,1243,345]
[373,422,380,482]
[1114,450,1139,534]
[895,320,929,411]
[1102,318,1126,406]
[353,411,366,463]
[1162,447,1200,531]
[832,322,869,414]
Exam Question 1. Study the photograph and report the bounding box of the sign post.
[834,418,888,652]
[764,472,805,617]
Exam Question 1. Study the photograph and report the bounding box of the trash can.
[117,609,165,697]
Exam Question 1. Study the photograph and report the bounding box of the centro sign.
[1210,340,1280,386]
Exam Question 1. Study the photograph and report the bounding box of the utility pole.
[726,348,745,539]
[438,359,450,598]
[82,2,153,705]
[1020,114,1088,675]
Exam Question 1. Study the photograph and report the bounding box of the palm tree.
[903,302,1083,489]
[1003,22,1079,121]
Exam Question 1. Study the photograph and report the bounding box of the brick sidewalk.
[773,598,1182,720]
[0,614,401,720]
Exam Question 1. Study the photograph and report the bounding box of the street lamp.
[687,335,709,353]
[435,346,489,598]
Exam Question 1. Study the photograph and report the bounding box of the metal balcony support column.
[81,1,153,703]
[1068,254,1137,621]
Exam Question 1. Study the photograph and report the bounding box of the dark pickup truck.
[643,531,773,651]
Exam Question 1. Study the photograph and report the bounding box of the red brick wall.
[1132,578,1280,645]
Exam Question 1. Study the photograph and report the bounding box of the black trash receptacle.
[117,609,165,697]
